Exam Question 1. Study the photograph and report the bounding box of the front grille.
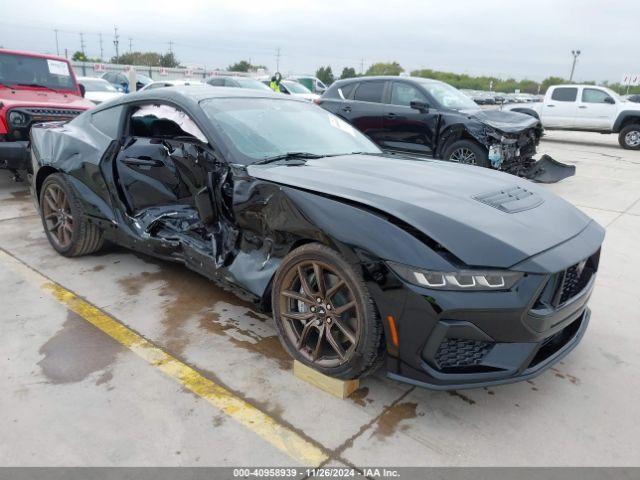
[554,249,600,306]
[6,107,84,141]
[434,338,493,370]
[22,107,84,117]
[559,263,591,304]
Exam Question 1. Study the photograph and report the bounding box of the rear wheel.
[443,140,491,168]
[618,124,640,150]
[39,173,104,257]
[272,243,382,379]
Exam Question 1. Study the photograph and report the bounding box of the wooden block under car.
[293,360,360,399]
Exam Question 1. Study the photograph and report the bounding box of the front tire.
[618,124,640,150]
[272,243,382,379]
[443,140,491,167]
[39,173,104,257]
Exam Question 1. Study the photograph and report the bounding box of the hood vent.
[473,185,543,213]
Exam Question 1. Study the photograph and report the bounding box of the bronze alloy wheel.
[42,183,74,249]
[278,259,361,368]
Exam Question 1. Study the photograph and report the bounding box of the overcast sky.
[0,0,635,83]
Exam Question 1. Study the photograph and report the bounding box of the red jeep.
[0,49,94,179]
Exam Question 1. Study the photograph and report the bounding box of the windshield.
[201,98,380,164]
[80,79,117,92]
[235,77,272,91]
[418,80,478,110]
[0,52,77,91]
[283,81,311,94]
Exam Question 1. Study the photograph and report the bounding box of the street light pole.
[569,50,581,82]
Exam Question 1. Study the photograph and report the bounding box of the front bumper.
[0,141,30,171]
[388,308,589,390]
[370,245,600,391]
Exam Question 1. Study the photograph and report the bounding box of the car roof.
[122,85,283,103]
[332,75,443,85]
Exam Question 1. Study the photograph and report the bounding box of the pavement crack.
[328,386,416,461]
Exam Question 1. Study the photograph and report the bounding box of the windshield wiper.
[16,83,60,93]
[254,152,324,165]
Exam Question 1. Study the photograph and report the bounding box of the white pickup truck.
[504,84,640,149]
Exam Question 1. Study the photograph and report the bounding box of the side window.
[225,78,238,87]
[582,88,613,104]
[103,72,115,82]
[337,83,356,99]
[129,104,207,143]
[91,105,124,139]
[353,81,385,103]
[390,82,427,106]
[551,87,578,102]
[207,78,225,86]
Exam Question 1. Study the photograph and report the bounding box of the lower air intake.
[434,338,493,370]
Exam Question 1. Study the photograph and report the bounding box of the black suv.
[318,76,573,182]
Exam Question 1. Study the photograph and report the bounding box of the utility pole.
[113,26,120,62]
[168,40,173,54]
[54,29,60,56]
[129,38,133,53]
[99,33,104,61]
[275,47,281,72]
[360,58,364,75]
[569,49,581,82]
[79,32,86,56]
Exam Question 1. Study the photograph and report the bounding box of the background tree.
[316,66,335,85]
[365,61,403,76]
[227,60,267,72]
[539,76,566,93]
[71,51,101,63]
[340,67,357,79]
[111,51,179,68]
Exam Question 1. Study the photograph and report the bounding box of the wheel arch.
[613,112,640,132]
[436,124,488,158]
[34,166,60,204]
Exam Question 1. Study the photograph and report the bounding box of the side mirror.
[604,96,615,104]
[78,84,86,97]
[410,100,429,113]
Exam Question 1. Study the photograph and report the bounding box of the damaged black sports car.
[318,76,574,183]
[29,86,604,389]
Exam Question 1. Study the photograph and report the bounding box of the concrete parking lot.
[1,129,639,468]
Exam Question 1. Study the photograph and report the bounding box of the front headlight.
[387,261,523,291]
[8,111,27,126]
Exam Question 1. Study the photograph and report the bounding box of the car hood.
[460,108,539,133]
[248,154,593,269]
[84,91,124,104]
[0,87,94,109]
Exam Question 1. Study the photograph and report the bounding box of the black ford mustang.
[29,86,604,390]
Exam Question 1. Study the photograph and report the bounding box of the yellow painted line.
[0,249,328,466]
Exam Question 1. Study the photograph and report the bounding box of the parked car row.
[461,89,542,105]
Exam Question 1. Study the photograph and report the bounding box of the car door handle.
[123,157,164,167]
[341,106,351,113]
[578,106,587,109]
[546,104,555,107]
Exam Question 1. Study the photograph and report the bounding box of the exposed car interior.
[113,104,224,254]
